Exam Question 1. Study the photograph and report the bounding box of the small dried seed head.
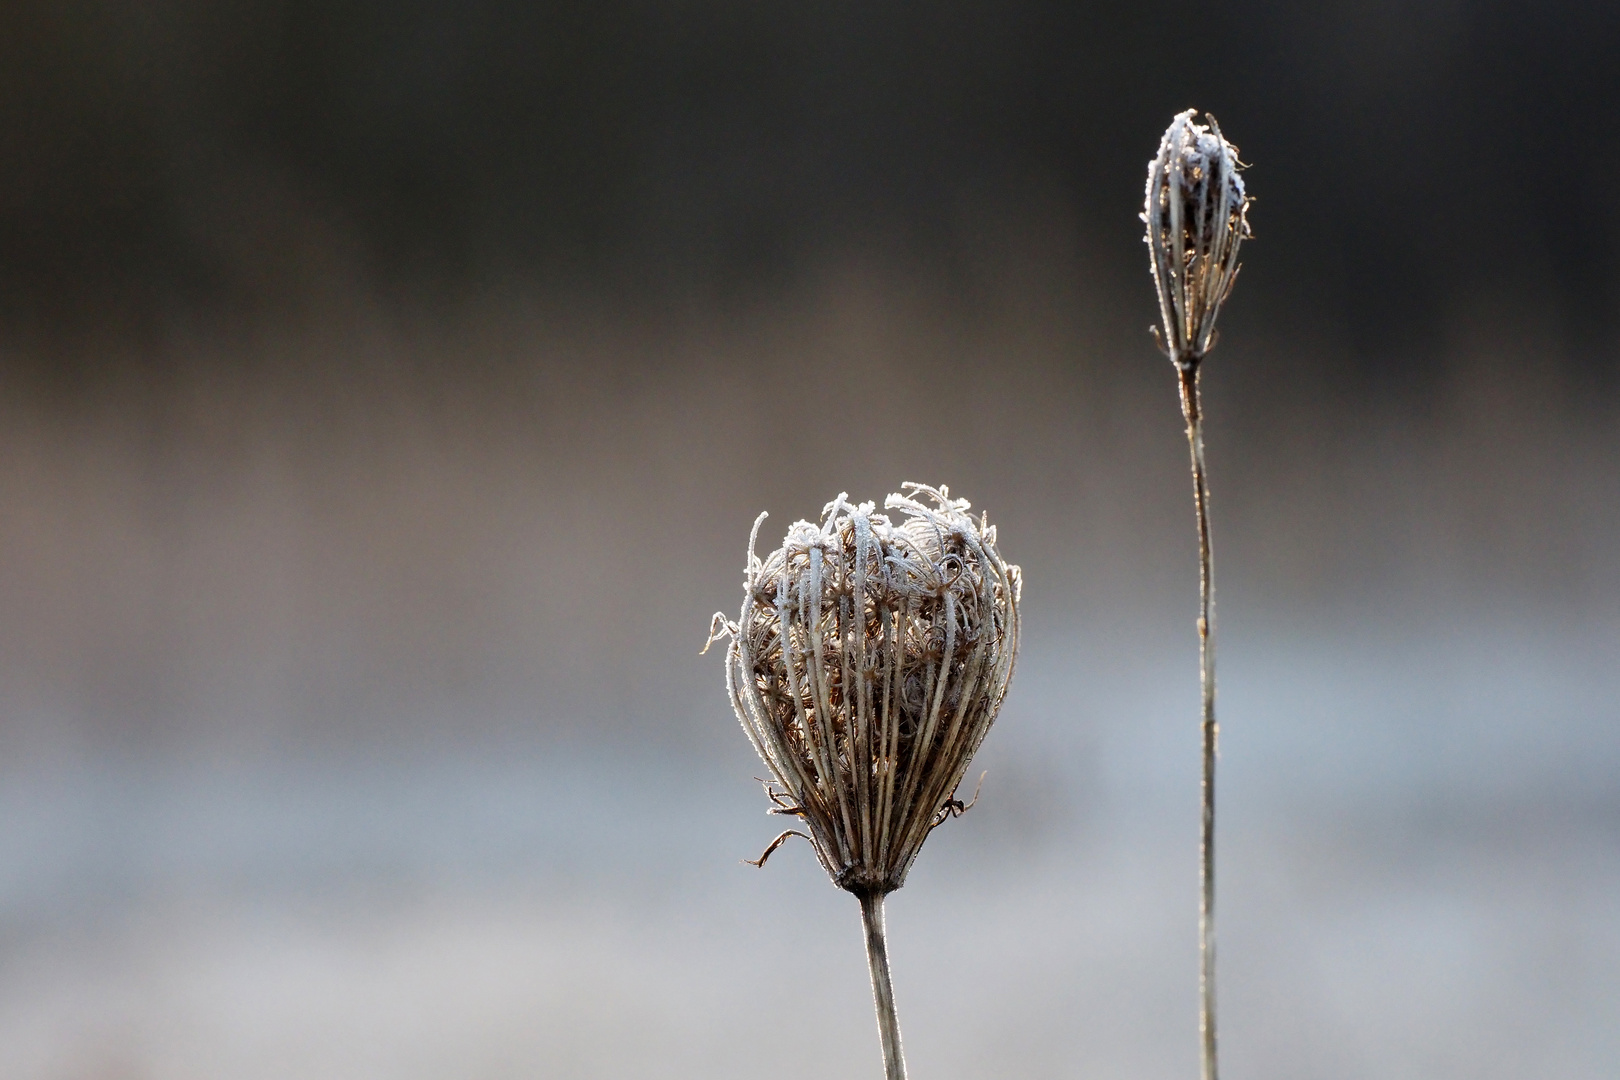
[1143,110,1252,368]
[709,484,1021,896]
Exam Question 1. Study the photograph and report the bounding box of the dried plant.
[706,483,1021,1080]
[1145,110,1251,365]
[1143,109,1252,1080]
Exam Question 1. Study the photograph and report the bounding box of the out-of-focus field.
[0,271,1614,1078]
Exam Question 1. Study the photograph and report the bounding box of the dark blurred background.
[1,3,1616,1077]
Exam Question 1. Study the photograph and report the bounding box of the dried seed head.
[707,484,1021,896]
[1144,109,1252,368]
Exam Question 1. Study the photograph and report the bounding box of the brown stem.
[1178,360,1218,1080]
[858,890,908,1080]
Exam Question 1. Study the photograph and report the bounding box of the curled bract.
[707,484,1021,896]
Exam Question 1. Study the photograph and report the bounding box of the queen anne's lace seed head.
[1144,110,1252,368]
[707,484,1021,896]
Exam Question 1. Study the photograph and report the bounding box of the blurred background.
[1,2,1617,1077]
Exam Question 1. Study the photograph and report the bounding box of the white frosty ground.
[0,616,1616,1080]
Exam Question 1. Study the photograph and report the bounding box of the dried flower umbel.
[1143,110,1252,1080]
[1144,109,1251,367]
[706,484,1021,1080]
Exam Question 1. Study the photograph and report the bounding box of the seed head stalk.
[1143,109,1250,1080]
[1179,357,1218,1080]
[859,890,906,1080]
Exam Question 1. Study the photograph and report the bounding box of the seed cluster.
[710,484,1021,896]
[1144,110,1252,366]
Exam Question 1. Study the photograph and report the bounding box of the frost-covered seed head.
[1144,110,1252,367]
[709,484,1021,896]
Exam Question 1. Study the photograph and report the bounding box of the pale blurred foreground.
[1,615,1615,1080]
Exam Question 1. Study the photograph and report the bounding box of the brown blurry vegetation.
[0,0,1615,762]
[0,246,1612,765]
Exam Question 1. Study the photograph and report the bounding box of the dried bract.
[1144,109,1252,367]
[708,484,1021,897]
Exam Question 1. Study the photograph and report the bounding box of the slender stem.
[858,890,908,1080]
[1178,360,1218,1080]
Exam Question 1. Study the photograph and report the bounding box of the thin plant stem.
[1178,359,1218,1080]
[858,890,908,1080]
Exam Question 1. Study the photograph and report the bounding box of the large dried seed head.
[709,484,1021,896]
[1144,109,1252,367]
